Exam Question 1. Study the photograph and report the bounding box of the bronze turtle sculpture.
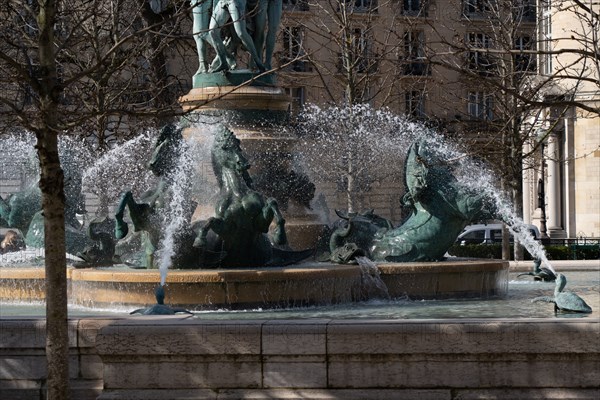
[532,273,592,313]
[130,285,193,315]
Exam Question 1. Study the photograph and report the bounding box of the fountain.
[0,4,598,399]
[0,119,512,309]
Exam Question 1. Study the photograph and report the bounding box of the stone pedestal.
[179,85,326,250]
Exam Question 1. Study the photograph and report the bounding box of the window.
[463,0,495,16]
[402,0,427,16]
[402,30,429,75]
[405,90,425,118]
[514,0,536,22]
[283,26,302,60]
[340,0,378,12]
[467,33,494,75]
[515,36,536,72]
[468,91,494,120]
[281,26,310,72]
[460,229,485,243]
[282,0,309,11]
[339,28,375,73]
[285,87,305,116]
[540,0,552,75]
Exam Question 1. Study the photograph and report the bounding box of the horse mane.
[211,125,254,190]
[211,148,224,189]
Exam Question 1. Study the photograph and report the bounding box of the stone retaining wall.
[1,317,599,399]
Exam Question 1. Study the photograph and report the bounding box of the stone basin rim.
[0,259,508,283]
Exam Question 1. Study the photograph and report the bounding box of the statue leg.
[114,192,152,239]
[194,217,225,248]
[265,0,283,70]
[208,10,236,72]
[114,192,134,239]
[229,6,266,71]
[250,0,268,68]
[192,0,211,74]
[262,198,287,246]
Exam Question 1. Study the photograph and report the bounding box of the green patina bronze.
[533,273,592,313]
[190,0,282,88]
[1,152,87,253]
[0,183,41,236]
[518,258,556,282]
[329,141,494,263]
[113,124,197,269]
[109,124,309,269]
[74,216,116,267]
[192,70,276,89]
[194,125,311,267]
[130,285,193,315]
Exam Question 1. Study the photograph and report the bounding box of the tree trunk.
[37,1,70,398]
[346,163,355,213]
[36,133,69,400]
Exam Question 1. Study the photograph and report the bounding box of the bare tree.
[277,0,415,107]
[0,1,191,397]
[297,103,415,213]
[417,0,598,258]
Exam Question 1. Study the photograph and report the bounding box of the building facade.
[522,1,600,238]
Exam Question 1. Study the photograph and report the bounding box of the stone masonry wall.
[1,317,599,400]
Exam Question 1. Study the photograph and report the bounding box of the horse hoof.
[193,237,206,248]
[272,226,288,246]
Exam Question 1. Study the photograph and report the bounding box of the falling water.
[81,133,155,208]
[156,145,193,286]
[299,104,554,273]
[355,256,390,300]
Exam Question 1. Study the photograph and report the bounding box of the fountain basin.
[0,260,508,309]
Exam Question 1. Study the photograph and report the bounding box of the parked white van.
[456,223,541,245]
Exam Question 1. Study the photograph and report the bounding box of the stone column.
[546,131,566,238]
[522,140,532,224]
[563,108,576,237]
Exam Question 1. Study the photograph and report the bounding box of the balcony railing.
[401,60,430,76]
[282,0,309,12]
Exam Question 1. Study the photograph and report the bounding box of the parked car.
[456,223,541,245]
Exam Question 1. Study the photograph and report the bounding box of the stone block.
[79,354,104,380]
[103,360,261,389]
[262,321,327,355]
[0,320,45,348]
[216,389,450,399]
[98,389,218,399]
[78,318,117,349]
[0,355,81,380]
[0,380,42,400]
[327,356,600,388]
[70,379,104,400]
[0,356,46,380]
[454,388,600,399]
[327,320,600,355]
[96,320,262,356]
[263,361,326,388]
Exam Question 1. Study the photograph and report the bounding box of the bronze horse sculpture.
[330,140,494,263]
[194,125,311,267]
[114,124,196,268]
